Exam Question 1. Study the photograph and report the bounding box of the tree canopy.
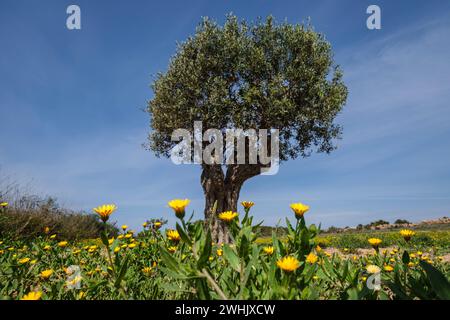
[147,15,347,162]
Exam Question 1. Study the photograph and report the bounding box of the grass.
[257,229,450,254]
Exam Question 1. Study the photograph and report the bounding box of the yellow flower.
[409,253,416,259]
[154,221,162,229]
[166,229,181,242]
[18,257,30,264]
[108,238,114,245]
[30,259,37,265]
[306,252,318,264]
[78,291,85,299]
[218,211,238,223]
[21,291,42,300]
[0,202,8,207]
[128,243,137,249]
[50,234,56,239]
[43,227,50,234]
[114,246,121,253]
[216,249,223,256]
[121,225,128,231]
[142,267,152,275]
[58,241,68,248]
[125,233,132,239]
[276,256,300,272]
[93,204,117,222]
[399,229,415,242]
[408,262,415,268]
[263,246,274,255]
[289,202,310,218]
[366,265,381,274]
[142,222,148,228]
[368,238,382,248]
[40,269,53,279]
[384,265,394,272]
[168,199,190,219]
[315,245,322,252]
[43,245,51,251]
[241,201,254,209]
[168,246,177,253]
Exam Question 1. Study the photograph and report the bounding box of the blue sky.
[1,0,450,230]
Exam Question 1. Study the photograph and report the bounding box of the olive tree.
[146,15,347,242]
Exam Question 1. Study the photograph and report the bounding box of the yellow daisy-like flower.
[368,238,382,248]
[306,252,318,264]
[218,211,238,223]
[408,262,415,268]
[43,227,50,234]
[154,221,162,229]
[276,256,300,272]
[49,234,56,239]
[21,291,42,300]
[315,245,322,253]
[128,243,137,249]
[384,265,394,272]
[263,246,274,255]
[216,249,223,256]
[399,229,415,242]
[168,246,177,253]
[166,229,181,242]
[114,246,121,253]
[43,245,51,251]
[366,265,381,274]
[93,204,117,222]
[40,269,53,279]
[58,241,68,248]
[18,257,30,264]
[121,225,128,231]
[168,199,190,219]
[142,267,152,275]
[142,222,148,228]
[241,201,254,209]
[0,202,8,207]
[290,202,310,218]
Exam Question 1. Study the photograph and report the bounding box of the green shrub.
[0,196,118,241]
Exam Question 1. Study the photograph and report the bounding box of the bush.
[394,219,411,224]
[0,196,118,241]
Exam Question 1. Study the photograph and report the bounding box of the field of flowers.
[0,200,449,300]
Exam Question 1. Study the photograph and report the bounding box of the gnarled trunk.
[201,164,261,243]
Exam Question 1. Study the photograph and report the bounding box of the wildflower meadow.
[1,201,448,300]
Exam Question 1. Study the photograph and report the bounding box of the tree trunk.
[201,164,261,243]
